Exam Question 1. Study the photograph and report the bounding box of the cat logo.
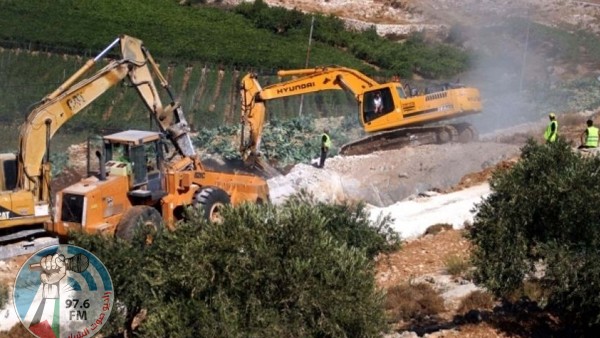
[67,92,86,111]
[0,211,10,220]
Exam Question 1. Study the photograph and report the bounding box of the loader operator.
[544,112,558,143]
[114,144,129,162]
[578,119,599,149]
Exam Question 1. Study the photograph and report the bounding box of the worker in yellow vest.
[318,129,332,168]
[544,112,558,143]
[578,119,599,149]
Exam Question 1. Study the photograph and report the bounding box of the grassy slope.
[0,0,367,70]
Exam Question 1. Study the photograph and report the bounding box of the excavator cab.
[356,81,481,138]
[0,154,17,192]
[361,85,406,123]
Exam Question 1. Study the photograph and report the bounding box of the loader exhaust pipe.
[96,150,106,181]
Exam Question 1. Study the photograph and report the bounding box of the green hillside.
[0,0,470,77]
[0,0,472,152]
[0,0,356,70]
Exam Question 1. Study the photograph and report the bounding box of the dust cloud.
[454,1,555,134]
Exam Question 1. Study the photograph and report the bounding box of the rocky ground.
[221,0,600,39]
[269,141,520,206]
[265,110,598,337]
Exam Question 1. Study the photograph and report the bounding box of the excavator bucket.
[244,154,281,178]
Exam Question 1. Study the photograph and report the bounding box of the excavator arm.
[43,37,270,240]
[19,42,130,202]
[19,35,197,200]
[120,37,195,158]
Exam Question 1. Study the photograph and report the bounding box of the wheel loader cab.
[102,130,164,191]
[46,130,168,237]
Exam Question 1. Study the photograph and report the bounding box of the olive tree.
[71,194,398,337]
[470,138,600,330]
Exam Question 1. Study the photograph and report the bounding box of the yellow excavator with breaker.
[240,67,482,167]
[1,35,269,242]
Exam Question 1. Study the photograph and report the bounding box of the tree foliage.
[0,282,8,310]
[470,138,600,331]
[285,192,400,259]
[234,2,471,78]
[0,0,365,71]
[70,196,399,337]
[195,116,323,165]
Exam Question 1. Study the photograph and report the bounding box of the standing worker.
[318,129,332,168]
[544,112,558,143]
[578,119,599,149]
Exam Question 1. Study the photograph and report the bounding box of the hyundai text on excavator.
[1,35,269,242]
[239,67,482,167]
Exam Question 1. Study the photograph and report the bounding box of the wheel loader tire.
[194,187,231,223]
[116,205,163,241]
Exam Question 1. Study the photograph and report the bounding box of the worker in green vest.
[578,119,599,149]
[544,112,558,143]
[318,129,332,168]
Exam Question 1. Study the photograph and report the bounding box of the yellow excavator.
[240,67,482,167]
[0,36,129,241]
[1,35,269,242]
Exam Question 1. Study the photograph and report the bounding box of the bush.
[444,255,470,278]
[0,282,8,310]
[456,290,495,315]
[285,192,402,259]
[424,223,453,236]
[506,279,549,307]
[469,138,600,330]
[233,2,470,78]
[384,282,445,322]
[70,195,395,337]
[0,324,31,338]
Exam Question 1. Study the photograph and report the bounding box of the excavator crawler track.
[0,226,58,259]
[340,123,478,156]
